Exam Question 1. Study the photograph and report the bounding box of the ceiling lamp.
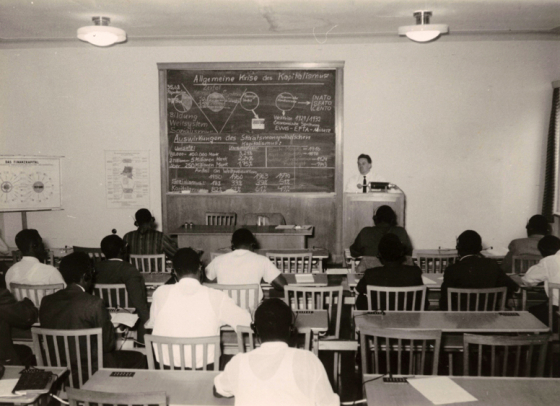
[77,17,126,47]
[398,11,448,43]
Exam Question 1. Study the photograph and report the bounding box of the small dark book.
[12,368,53,395]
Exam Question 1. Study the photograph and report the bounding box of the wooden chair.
[144,334,220,370]
[447,287,507,311]
[512,254,541,274]
[366,285,427,311]
[205,212,236,226]
[92,283,131,310]
[32,327,103,388]
[12,250,55,266]
[203,283,259,311]
[359,326,442,376]
[67,388,167,406]
[10,283,64,308]
[130,254,167,273]
[241,213,286,226]
[72,246,105,263]
[463,333,550,377]
[344,248,361,272]
[236,325,311,353]
[267,252,313,274]
[414,251,457,273]
[548,283,560,341]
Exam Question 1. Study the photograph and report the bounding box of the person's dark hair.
[135,208,153,225]
[526,215,550,236]
[538,235,560,258]
[100,235,125,259]
[15,229,41,252]
[254,299,294,342]
[231,228,257,249]
[373,205,397,226]
[59,252,94,285]
[456,230,482,256]
[172,248,201,277]
[378,233,406,263]
[357,154,372,164]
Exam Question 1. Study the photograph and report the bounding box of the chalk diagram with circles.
[0,171,55,205]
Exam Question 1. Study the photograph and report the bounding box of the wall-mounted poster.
[0,156,62,211]
[105,151,150,208]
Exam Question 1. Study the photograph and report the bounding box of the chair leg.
[449,353,453,376]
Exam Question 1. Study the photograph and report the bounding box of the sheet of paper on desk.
[110,312,139,328]
[0,379,18,397]
[408,377,477,405]
[295,274,315,284]
[421,276,438,285]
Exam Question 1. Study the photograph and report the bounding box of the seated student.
[149,248,251,369]
[501,214,549,273]
[123,208,178,259]
[355,233,425,311]
[95,234,150,343]
[206,229,287,309]
[522,235,560,330]
[440,230,519,311]
[0,288,37,365]
[5,229,65,291]
[214,298,339,406]
[40,252,146,379]
[350,205,412,258]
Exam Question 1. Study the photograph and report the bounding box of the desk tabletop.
[354,310,550,333]
[346,272,443,289]
[294,309,329,332]
[170,225,313,236]
[364,375,560,406]
[0,366,67,405]
[83,369,233,406]
[213,247,329,258]
[142,273,174,284]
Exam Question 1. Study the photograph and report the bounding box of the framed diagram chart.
[0,156,62,211]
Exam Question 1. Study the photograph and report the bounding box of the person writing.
[345,154,385,193]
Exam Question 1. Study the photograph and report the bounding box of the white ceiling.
[1,0,559,45]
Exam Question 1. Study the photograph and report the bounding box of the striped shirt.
[123,229,177,258]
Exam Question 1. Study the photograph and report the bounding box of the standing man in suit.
[5,229,65,291]
[123,208,177,259]
[345,154,385,193]
[440,230,519,310]
[95,234,149,343]
[40,252,145,381]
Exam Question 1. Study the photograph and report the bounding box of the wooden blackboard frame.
[158,62,344,260]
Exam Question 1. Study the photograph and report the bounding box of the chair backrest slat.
[130,254,167,273]
[205,212,237,226]
[448,287,507,311]
[267,252,313,274]
[204,283,259,311]
[145,334,220,371]
[10,283,64,308]
[366,285,427,311]
[92,284,130,309]
[414,253,457,273]
[66,388,166,406]
[72,247,106,263]
[512,255,541,274]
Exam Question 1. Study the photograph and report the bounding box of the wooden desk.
[346,272,442,289]
[171,225,313,264]
[142,273,174,286]
[82,369,233,406]
[0,366,67,405]
[364,375,560,406]
[354,311,549,333]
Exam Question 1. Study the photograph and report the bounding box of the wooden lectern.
[342,191,406,250]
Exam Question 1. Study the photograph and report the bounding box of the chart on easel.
[0,157,61,211]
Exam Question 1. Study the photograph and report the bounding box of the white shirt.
[206,249,281,307]
[345,171,385,193]
[522,252,560,306]
[149,278,251,368]
[215,342,339,406]
[5,256,66,292]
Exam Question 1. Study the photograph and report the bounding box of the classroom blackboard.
[161,66,338,194]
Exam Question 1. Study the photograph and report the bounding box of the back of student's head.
[373,205,397,226]
[254,299,293,342]
[378,233,406,263]
[100,234,125,259]
[59,252,94,285]
[15,229,41,253]
[538,235,560,258]
[135,208,153,225]
[526,215,550,236]
[172,248,201,277]
[456,230,482,256]
[231,228,257,249]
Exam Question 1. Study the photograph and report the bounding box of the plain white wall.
[1,39,559,252]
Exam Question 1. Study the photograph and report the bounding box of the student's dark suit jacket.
[95,260,149,341]
[355,263,426,310]
[440,255,518,310]
[0,288,38,364]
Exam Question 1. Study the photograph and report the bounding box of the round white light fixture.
[398,11,448,43]
[77,17,126,47]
